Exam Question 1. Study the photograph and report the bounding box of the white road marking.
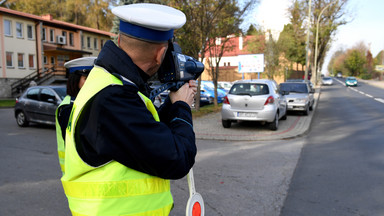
[374,98,384,104]
[334,78,382,105]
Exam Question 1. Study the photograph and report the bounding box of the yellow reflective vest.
[61,66,173,216]
[55,95,71,175]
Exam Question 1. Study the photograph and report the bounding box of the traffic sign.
[186,169,205,216]
[238,54,264,73]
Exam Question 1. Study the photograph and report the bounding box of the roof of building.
[0,7,115,37]
[203,35,265,58]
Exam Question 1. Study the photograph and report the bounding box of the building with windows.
[0,7,115,97]
[201,34,305,84]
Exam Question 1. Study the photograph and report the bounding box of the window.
[4,20,12,36]
[6,52,13,67]
[87,37,91,48]
[50,56,55,64]
[50,29,55,42]
[101,39,104,48]
[29,54,35,68]
[18,53,24,68]
[215,37,221,45]
[42,28,47,41]
[27,25,33,39]
[16,22,23,38]
[69,33,74,46]
[26,88,39,100]
[81,35,84,48]
[230,83,269,95]
[43,56,48,64]
[40,88,56,103]
[62,31,67,44]
[57,55,69,67]
[94,38,98,50]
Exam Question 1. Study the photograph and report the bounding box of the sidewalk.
[357,78,384,89]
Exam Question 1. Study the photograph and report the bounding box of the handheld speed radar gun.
[149,41,204,100]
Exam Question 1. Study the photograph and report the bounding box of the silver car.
[14,85,66,127]
[221,79,288,130]
[322,77,333,85]
[279,82,315,115]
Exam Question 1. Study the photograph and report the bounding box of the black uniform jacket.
[57,97,74,141]
[75,41,196,180]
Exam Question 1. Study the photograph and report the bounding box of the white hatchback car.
[221,79,288,130]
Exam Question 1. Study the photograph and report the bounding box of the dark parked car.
[14,85,66,127]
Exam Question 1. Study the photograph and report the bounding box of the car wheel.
[281,107,287,120]
[309,100,314,111]
[303,105,309,116]
[269,113,278,131]
[16,111,29,127]
[222,120,231,128]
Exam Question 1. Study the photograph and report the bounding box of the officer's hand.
[169,80,197,107]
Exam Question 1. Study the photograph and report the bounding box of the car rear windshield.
[280,83,308,93]
[229,83,269,95]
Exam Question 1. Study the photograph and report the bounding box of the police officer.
[61,3,197,215]
[55,57,96,175]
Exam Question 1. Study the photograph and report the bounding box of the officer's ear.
[155,44,168,65]
[117,35,121,46]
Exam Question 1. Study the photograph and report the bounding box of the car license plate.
[288,105,293,109]
[237,112,257,117]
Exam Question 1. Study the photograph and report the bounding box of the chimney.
[42,14,53,21]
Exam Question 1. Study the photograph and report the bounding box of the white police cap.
[64,57,96,74]
[112,3,186,43]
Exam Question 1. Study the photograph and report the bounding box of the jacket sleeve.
[77,85,196,180]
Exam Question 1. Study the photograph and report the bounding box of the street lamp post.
[314,1,337,84]
[304,0,312,81]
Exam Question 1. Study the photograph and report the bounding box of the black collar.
[94,40,151,96]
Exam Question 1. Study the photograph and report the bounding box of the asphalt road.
[1,77,383,215]
[281,79,384,216]
[0,107,304,216]
[0,110,69,216]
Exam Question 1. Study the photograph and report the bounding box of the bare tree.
[308,0,351,83]
[170,0,257,110]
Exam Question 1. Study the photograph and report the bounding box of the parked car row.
[150,80,231,107]
[200,81,226,105]
[14,79,315,131]
[221,79,316,131]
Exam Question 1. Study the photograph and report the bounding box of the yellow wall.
[1,14,37,78]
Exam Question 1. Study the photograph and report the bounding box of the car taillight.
[223,96,230,104]
[15,98,19,103]
[264,96,274,105]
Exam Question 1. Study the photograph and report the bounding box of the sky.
[246,0,384,74]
